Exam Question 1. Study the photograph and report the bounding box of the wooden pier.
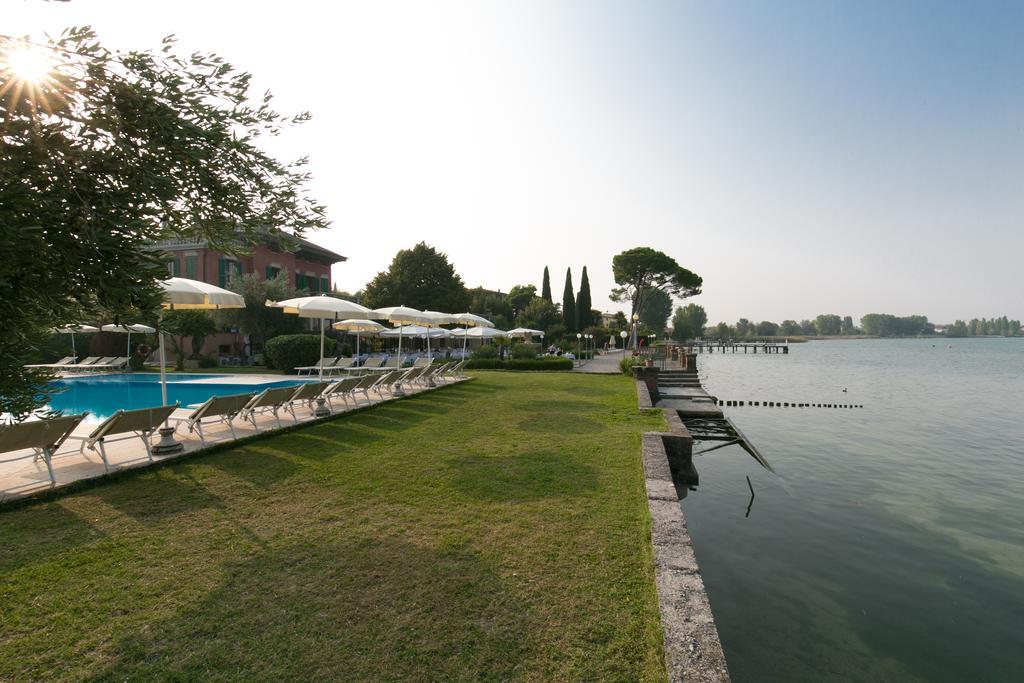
[686,340,789,354]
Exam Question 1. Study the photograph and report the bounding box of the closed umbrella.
[101,323,156,359]
[332,318,386,360]
[155,277,246,454]
[53,324,98,361]
[453,312,494,358]
[369,306,431,368]
[266,295,370,386]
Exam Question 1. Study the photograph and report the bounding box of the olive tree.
[0,28,327,417]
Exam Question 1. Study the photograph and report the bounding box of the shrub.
[264,334,336,373]
[619,355,645,375]
[197,355,219,368]
[464,357,573,371]
[510,343,539,360]
[472,345,499,360]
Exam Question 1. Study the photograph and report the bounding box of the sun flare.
[2,43,54,83]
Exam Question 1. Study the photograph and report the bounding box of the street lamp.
[631,313,640,351]
[576,332,582,366]
[620,330,628,356]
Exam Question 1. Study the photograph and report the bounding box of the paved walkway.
[571,353,626,374]
[1,377,467,502]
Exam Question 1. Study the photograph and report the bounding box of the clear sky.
[9,0,1023,324]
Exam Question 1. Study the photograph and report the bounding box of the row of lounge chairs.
[24,357,130,373]
[295,356,390,375]
[0,361,467,488]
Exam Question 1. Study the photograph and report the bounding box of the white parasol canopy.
[267,295,370,382]
[160,277,247,310]
[507,327,544,339]
[101,323,156,358]
[333,318,387,358]
[421,310,457,360]
[53,324,98,361]
[380,325,451,338]
[452,312,494,355]
[465,327,508,339]
[369,306,430,367]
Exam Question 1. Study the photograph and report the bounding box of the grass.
[0,372,667,681]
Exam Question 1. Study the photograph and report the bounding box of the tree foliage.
[467,287,513,330]
[671,304,707,341]
[859,314,934,336]
[362,242,468,312]
[638,288,673,334]
[561,268,576,332]
[518,297,560,332]
[507,284,537,314]
[161,310,217,370]
[610,247,701,318]
[541,266,552,303]
[222,271,304,354]
[575,266,593,330]
[814,314,843,336]
[0,28,327,416]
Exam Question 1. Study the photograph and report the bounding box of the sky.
[8,0,1023,324]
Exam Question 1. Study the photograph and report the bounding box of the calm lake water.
[684,338,1024,682]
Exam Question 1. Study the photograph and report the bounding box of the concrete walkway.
[570,352,626,374]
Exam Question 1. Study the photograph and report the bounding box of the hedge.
[264,334,337,373]
[465,358,573,371]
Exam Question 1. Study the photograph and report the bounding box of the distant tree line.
[944,317,1021,337]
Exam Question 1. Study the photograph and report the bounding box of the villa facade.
[152,232,346,359]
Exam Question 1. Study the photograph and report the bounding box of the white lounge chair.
[24,356,75,369]
[321,377,362,409]
[170,392,256,447]
[360,357,386,369]
[285,381,332,418]
[295,358,338,376]
[241,386,299,430]
[68,404,179,470]
[0,414,88,487]
[324,357,355,375]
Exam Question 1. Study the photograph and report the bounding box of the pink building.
[152,232,346,359]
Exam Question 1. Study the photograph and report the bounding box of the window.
[219,258,241,288]
[166,258,180,276]
[296,273,307,290]
[184,254,197,279]
[266,265,281,280]
[320,276,330,293]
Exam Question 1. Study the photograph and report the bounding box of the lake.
[683,338,1024,681]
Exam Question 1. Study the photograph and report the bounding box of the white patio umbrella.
[53,324,98,361]
[453,312,494,357]
[369,306,431,367]
[332,318,386,359]
[155,277,246,454]
[266,295,371,383]
[101,323,156,358]
[506,327,544,339]
[423,310,457,361]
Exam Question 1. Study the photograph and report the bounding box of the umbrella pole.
[314,318,330,417]
[356,331,360,360]
[398,328,403,368]
[127,330,131,359]
[153,317,184,455]
[70,332,76,362]
[463,331,468,359]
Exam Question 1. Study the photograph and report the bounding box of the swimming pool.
[46,374,313,422]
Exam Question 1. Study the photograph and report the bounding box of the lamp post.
[620,330,628,357]
[587,334,593,360]
[631,313,640,350]
[576,332,582,367]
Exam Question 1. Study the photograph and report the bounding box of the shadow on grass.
[93,471,223,521]
[91,538,533,680]
[517,412,608,435]
[201,449,302,489]
[0,502,103,570]
[448,451,599,502]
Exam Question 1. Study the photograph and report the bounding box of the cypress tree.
[541,266,552,303]
[576,265,592,330]
[561,267,576,331]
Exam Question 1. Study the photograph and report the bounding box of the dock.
[686,341,789,354]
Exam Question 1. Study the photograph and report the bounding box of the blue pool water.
[46,374,312,422]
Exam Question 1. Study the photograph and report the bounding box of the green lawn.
[0,372,667,681]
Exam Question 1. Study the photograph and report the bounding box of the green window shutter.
[266,267,274,280]
[185,255,197,279]
[297,273,306,290]
[218,258,227,288]
[320,277,329,293]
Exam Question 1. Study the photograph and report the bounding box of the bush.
[264,334,337,373]
[197,355,219,368]
[510,343,539,360]
[472,345,499,360]
[619,355,645,375]
[465,357,573,371]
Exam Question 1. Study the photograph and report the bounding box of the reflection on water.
[683,338,1024,681]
